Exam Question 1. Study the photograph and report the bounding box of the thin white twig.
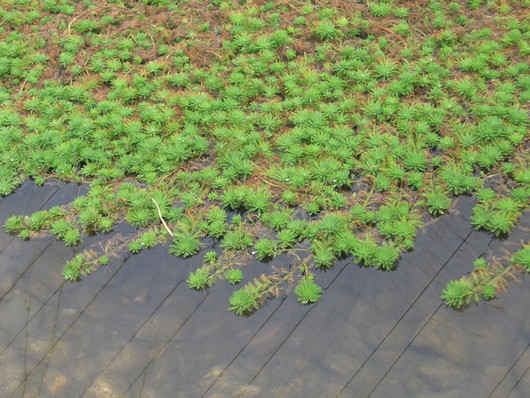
[151,198,174,237]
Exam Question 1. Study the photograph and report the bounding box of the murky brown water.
[0,181,529,398]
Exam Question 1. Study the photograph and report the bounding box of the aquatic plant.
[424,188,452,216]
[294,275,322,305]
[440,250,528,309]
[373,243,400,270]
[312,241,336,269]
[368,2,393,17]
[1,0,529,315]
[62,254,86,282]
[471,193,524,237]
[225,268,244,285]
[314,21,339,41]
[440,279,474,309]
[228,289,256,316]
[254,238,279,261]
[261,210,292,231]
[512,245,530,271]
[187,269,209,290]
[170,232,201,258]
[228,271,293,316]
[317,213,347,238]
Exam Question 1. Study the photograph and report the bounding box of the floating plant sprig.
[228,267,298,316]
[294,274,322,305]
[186,250,249,290]
[441,244,530,309]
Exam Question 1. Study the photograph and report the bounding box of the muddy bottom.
[0,180,528,398]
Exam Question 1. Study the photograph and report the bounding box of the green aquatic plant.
[440,279,474,309]
[281,190,298,206]
[138,228,165,249]
[403,150,427,172]
[245,188,272,214]
[294,275,322,305]
[62,254,86,282]
[261,209,292,231]
[440,166,479,195]
[62,228,81,246]
[471,193,524,237]
[373,242,400,270]
[0,0,528,315]
[60,249,109,282]
[311,241,336,269]
[187,269,209,290]
[228,269,299,315]
[511,187,529,204]
[305,202,320,216]
[228,288,256,316]
[424,188,452,216]
[314,21,339,41]
[221,229,253,252]
[206,221,227,239]
[128,240,143,254]
[169,232,201,258]
[487,212,516,237]
[317,213,346,238]
[3,215,24,233]
[374,61,398,81]
[441,250,527,309]
[225,268,244,285]
[512,246,530,271]
[368,2,393,17]
[254,238,279,260]
[352,236,378,266]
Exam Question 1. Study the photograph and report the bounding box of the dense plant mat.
[1,0,529,314]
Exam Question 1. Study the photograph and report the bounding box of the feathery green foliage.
[294,275,322,305]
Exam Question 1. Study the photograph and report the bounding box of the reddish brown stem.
[373,26,407,47]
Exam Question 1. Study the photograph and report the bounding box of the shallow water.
[0,180,528,398]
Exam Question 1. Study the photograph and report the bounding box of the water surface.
[0,181,528,397]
